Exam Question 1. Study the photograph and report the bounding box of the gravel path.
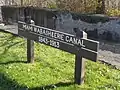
[98,40,120,69]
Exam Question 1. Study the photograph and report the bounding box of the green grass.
[0,32,120,90]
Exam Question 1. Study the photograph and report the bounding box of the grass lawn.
[0,32,120,90]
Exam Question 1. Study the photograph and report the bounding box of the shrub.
[106,9,120,16]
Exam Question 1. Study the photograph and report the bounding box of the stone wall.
[55,12,120,42]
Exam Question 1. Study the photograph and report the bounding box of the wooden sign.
[0,6,99,85]
[18,21,99,62]
[18,20,99,85]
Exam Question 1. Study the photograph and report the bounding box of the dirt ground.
[98,40,120,69]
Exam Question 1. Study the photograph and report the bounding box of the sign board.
[18,21,99,62]
[0,6,99,85]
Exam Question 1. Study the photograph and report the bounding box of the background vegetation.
[2,0,120,16]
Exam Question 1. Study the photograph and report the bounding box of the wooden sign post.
[18,20,99,85]
[24,7,34,63]
[27,39,34,63]
[74,30,87,84]
[75,53,85,84]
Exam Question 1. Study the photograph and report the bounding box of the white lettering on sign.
[50,40,60,48]
[23,24,33,31]
[37,28,64,41]
[38,36,49,44]
[21,23,82,46]
[38,36,60,48]
[65,36,82,45]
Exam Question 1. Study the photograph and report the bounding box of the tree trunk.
[96,0,105,14]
